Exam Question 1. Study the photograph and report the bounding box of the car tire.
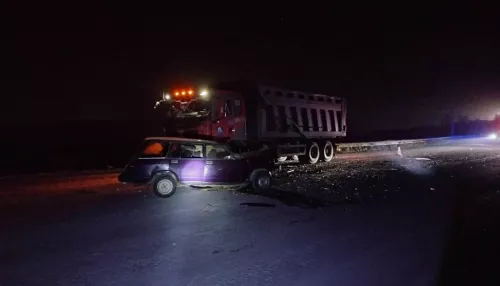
[251,170,272,192]
[152,174,177,198]
[322,141,335,162]
[299,141,320,164]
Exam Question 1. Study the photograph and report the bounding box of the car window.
[140,140,168,158]
[169,143,204,159]
[206,144,232,159]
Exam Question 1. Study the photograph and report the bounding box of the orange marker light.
[175,92,179,96]
[181,91,186,95]
[188,90,193,95]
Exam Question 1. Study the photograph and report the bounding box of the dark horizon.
[4,7,500,133]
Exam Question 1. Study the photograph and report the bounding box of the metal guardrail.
[337,139,426,148]
[336,136,459,153]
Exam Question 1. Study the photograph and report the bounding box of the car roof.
[144,137,217,144]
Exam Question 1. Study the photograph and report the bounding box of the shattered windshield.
[157,99,210,118]
[186,99,210,113]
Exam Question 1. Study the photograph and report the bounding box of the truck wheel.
[152,175,177,198]
[300,141,320,164]
[322,141,335,162]
[251,170,272,192]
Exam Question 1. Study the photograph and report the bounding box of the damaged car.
[118,137,274,197]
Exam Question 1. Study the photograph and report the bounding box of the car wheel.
[322,141,335,162]
[251,170,272,192]
[299,141,320,164]
[153,175,177,198]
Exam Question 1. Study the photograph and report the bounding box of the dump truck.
[153,82,346,164]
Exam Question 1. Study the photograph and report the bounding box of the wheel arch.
[150,170,179,184]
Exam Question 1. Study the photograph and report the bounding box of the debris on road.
[2,144,500,210]
[240,202,276,207]
[414,157,432,161]
[203,204,218,212]
[272,155,405,203]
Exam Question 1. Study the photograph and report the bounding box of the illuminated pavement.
[1,138,500,285]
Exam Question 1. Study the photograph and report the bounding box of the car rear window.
[140,140,168,158]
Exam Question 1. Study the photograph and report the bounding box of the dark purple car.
[118,137,274,197]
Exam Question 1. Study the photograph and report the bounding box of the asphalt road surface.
[1,138,500,286]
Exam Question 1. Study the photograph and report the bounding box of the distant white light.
[200,90,209,97]
[165,94,171,100]
[487,133,497,140]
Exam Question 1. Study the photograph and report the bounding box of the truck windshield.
[187,99,210,113]
[156,99,210,119]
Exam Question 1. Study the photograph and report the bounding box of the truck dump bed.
[246,86,346,141]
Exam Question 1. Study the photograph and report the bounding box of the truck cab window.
[224,100,233,117]
[233,99,241,116]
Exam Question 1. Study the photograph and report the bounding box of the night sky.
[4,5,500,133]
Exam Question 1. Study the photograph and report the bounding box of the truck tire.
[322,141,335,162]
[300,141,320,164]
[250,170,272,192]
[152,174,177,198]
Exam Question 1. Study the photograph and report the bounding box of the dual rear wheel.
[299,140,335,164]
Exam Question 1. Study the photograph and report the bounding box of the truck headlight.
[200,90,209,98]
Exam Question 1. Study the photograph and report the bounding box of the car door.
[167,142,205,184]
[204,144,244,183]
